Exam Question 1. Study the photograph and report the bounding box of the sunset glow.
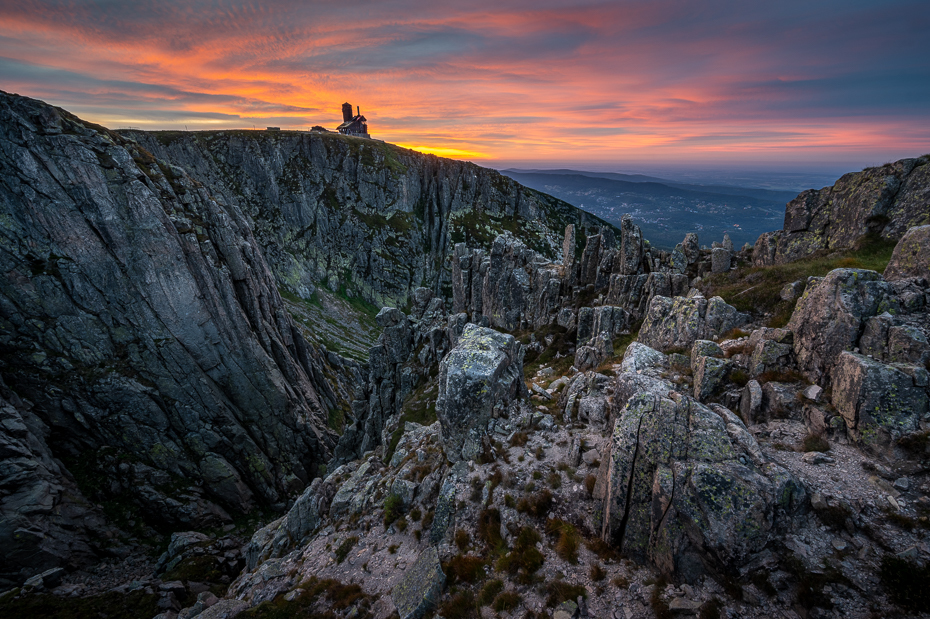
[2,0,928,168]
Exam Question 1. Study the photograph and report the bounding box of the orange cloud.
[0,1,926,167]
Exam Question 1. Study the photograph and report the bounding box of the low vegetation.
[702,233,897,326]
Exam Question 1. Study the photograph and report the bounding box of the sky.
[1,0,929,172]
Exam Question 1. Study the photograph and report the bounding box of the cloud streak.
[1,0,927,166]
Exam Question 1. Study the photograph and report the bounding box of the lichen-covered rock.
[693,356,732,401]
[598,392,804,581]
[788,269,896,383]
[831,352,928,450]
[761,382,800,420]
[575,332,612,372]
[690,340,724,370]
[615,215,645,275]
[711,247,731,273]
[749,340,794,376]
[884,225,930,281]
[859,314,930,365]
[436,324,526,461]
[638,295,749,352]
[620,342,668,374]
[605,272,685,323]
[753,157,930,266]
[392,547,445,619]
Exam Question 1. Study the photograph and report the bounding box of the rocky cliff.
[0,92,351,580]
[753,155,930,266]
[127,128,609,309]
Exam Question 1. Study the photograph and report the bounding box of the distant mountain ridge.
[501,168,787,249]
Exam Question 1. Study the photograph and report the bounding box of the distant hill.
[501,168,789,249]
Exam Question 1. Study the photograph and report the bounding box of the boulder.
[598,393,804,581]
[711,248,731,273]
[681,233,701,265]
[693,356,732,401]
[690,340,724,370]
[574,332,612,372]
[831,352,928,450]
[392,547,445,619]
[436,324,526,461]
[739,380,763,424]
[859,314,930,365]
[639,295,749,352]
[761,382,800,420]
[788,269,895,383]
[620,342,668,374]
[884,225,930,281]
[749,340,793,376]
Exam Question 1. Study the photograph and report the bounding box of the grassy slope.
[702,233,898,327]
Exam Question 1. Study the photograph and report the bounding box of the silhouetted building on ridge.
[337,102,370,138]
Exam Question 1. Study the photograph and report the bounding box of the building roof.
[337,115,367,130]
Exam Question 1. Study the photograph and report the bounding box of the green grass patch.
[702,232,897,324]
[383,494,404,527]
[335,536,358,563]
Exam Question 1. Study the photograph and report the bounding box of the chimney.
[342,102,352,122]
[357,105,360,117]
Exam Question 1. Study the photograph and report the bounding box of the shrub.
[334,536,358,564]
[730,369,749,387]
[612,575,630,589]
[547,471,562,489]
[383,494,404,527]
[477,579,504,606]
[589,563,606,581]
[650,577,672,619]
[585,537,618,561]
[454,529,471,551]
[438,589,477,619]
[544,580,586,607]
[497,526,544,583]
[493,591,522,612]
[547,518,579,564]
[510,431,529,447]
[444,555,487,585]
[517,489,553,517]
[409,507,422,521]
[698,598,722,619]
[477,508,506,556]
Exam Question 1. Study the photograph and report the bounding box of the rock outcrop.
[598,359,805,582]
[128,128,607,310]
[638,294,749,352]
[0,381,108,586]
[884,225,930,281]
[436,324,526,461]
[0,91,344,571]
[753,156,930,266]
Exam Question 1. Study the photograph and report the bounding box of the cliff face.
[0,92,343,569]
[753,155,930,265]
[128,129,608,308]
